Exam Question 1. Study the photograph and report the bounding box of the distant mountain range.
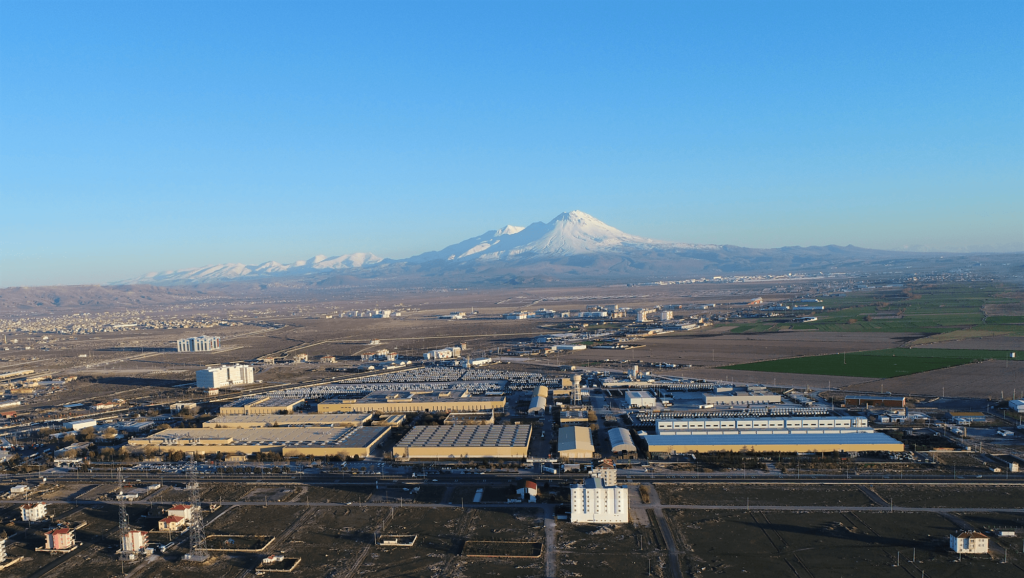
[114,210,1014,287]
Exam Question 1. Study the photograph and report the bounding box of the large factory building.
[318,390,505,414]
[129,426,390,458]
[640,417,903,454]
[203,413,372,428]
[220,396,305,415]
[393,425,531,460]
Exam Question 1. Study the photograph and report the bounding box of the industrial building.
[844,395,906,408]
[197,364,254,390]
[527,385,548,415]
[1010,399,1024,413]
[393,424,532,460]
[570,469,628,524]
[176,335,221,353]
[220,396,304,415]
[443,411,495,425]
[424,346,461,360]
[128,426,391,458]
[372,414,407,427]
[558,426,595,459]
[559,410,589,424]
[203,413,372,428]
[64,419,97,431]
[699,391,782,406]
[318,390,505,414]
[607,428,637,454]
[640,416,902,454]
[625,391,656,408]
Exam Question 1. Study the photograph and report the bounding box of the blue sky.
[1,0,1021,287]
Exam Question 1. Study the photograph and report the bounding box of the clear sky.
[1,0,1021,287]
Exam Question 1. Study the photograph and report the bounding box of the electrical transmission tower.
[117,467,132,561]
[182,457,209,563]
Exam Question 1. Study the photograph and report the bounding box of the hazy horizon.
[2,1,1022,287]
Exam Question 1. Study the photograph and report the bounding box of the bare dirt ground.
[916,335,1024,351]
[572,330,917,368]
[836,359,1024,399]
[656,484,876,507]
[667,509,1019,577]
[557,519,666,578]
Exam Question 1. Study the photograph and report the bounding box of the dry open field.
[836,359,1024,398]
[557,518,667,578]
[667,509,1022,577]
[576,330,918,368]
[871,484,1024,509]
[656,483,877,507]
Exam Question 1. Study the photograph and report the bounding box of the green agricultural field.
[986,315,1024,325]
[734,283,1023,335]
[724,348,1021,378]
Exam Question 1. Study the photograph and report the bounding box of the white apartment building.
[570,472,628,524]
[21,502,47,522]
[659,311,674,321]
[950,532,988,554]
[177,335,221,352]
[636,309,654,323]
[121,530,149,554]
[196,364,254,390]
[0,532,7,563]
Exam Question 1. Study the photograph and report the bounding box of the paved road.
[542,504,556,578]
[644,483,683,578]
[6,496,1024,514]
[9,471,1024,486]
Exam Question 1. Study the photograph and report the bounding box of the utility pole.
[183,458,209,562]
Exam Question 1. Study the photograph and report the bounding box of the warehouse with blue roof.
[638,417,904,454]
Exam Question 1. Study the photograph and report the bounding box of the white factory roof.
[607,428,637,453]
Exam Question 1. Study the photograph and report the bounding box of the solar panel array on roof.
[396,425,531,448]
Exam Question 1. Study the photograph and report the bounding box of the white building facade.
[950,532,988,554]
[424,346,461,360]
[196,364,254,390]
[20,502,47,521]
[625,391,656,408]
[569,472,628,524]
[177,335,221,352]
[121,530,148,554]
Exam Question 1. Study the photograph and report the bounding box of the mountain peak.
[495,225,525,236]
[553,210,599,224]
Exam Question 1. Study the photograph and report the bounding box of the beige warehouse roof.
[558,426,594,453]
[203,413,372,428]
[131,426,389,449]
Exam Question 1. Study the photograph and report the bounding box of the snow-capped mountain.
[116,210,925,286]
[409,210,714,263]
[126,253,382,284]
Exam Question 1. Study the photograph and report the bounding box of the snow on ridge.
[117,211,716,284]
[121,253,382,284]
